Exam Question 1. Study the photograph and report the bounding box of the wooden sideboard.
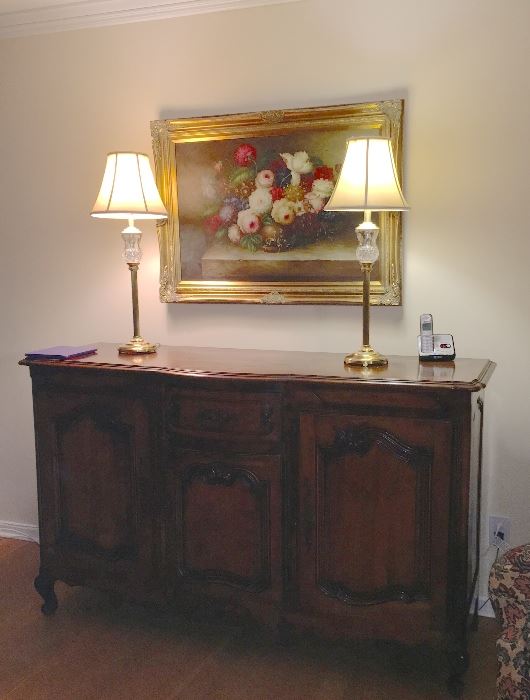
[21,344,495,694]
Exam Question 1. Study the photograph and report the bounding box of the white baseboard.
[0,520,39,543]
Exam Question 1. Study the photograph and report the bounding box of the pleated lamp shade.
[91,152,167,220]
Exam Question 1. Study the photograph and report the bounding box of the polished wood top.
[20,344,495,391]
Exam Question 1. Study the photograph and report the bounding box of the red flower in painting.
[300,174,315,193]
[204,214,223,235]
[234,143,257,166]
[270,186,284,202]
[314,166,334,181]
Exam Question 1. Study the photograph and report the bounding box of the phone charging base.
[418,334,455,361]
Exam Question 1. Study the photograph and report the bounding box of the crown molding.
[0,0,301,39]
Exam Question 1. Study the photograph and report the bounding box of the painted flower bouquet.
[202,143,342,253]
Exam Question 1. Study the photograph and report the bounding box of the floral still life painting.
[152,101,404,304]
[203,144,341,255]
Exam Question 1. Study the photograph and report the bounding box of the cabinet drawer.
[167,390,281,443]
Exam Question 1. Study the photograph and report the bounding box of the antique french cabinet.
[21,345,495,691]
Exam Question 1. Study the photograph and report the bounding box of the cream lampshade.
[91,152,167,355]
[326,137,408,212]
[325,137,409,367]
[91,152,167,220]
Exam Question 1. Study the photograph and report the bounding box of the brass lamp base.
[344,345,388,368]
[118,336,158,355]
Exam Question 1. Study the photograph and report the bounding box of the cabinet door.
[167,450,282,602]
[33,389,156,593]
[298,413,451,636]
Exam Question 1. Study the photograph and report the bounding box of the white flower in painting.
[255,169,274,189]
[228,224,242,243]
[271,198,296,226]
[248,188,273,215]
[305,191,325,213]
[311,177,334,199]
[280,151,313,185]
[237,209,260,234]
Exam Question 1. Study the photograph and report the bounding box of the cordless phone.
[419,313,434,354]
[417,314,455,361]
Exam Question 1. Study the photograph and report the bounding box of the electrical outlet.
[489,515,511,547]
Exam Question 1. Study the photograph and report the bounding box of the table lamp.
[324,137,409,367]
[91,152,167,354]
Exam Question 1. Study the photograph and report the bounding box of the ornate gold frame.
[151,99,404,305]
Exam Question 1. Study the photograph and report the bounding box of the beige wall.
[1,0,529,596]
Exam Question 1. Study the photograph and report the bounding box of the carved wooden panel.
[298,413,451,624]
[54,405,137,560]
[168,450,282,598]
[317,425,431,604]
[31,388,156,589]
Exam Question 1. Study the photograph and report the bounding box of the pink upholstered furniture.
[488,544,530,699]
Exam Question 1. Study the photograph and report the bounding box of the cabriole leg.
[34,570,58,615]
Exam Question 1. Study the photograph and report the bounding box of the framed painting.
[151,99,404,305]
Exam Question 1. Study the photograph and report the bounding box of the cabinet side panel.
[467,392,483,608]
